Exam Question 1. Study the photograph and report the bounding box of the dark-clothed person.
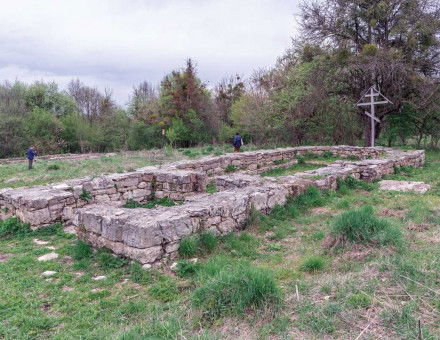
[233,133,243,152]
[26,146,37,170]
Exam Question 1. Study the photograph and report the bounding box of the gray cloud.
[0,0,300,105]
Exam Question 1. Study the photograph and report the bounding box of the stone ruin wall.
[0,146,425,264]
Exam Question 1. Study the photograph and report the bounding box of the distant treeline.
[1,0,439,158]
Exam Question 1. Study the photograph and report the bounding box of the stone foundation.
[0,146,425,264]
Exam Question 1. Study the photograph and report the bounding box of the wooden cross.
[356,86,393,147]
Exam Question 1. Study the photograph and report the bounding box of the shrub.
[299,255,325,272]
[331,206,403,247]
[191,262,282,318]
[347,293,371,309]
[71,240,93,261]
[0,217,32,238]
[178,237,198,258]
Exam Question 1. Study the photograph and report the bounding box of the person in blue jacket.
[26,146,37,170]
[233,133,243,152]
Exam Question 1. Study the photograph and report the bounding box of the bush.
[191,262,282,318]
[299,255,325,272]
[0,217,32,238]
[71,240,93,260]
[296,155,305,164]
[331,206,403,247]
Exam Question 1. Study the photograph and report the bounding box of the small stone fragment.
[37,252,58,261]
[170,262,178,270]
[379,180,431,194]
[33,239,49,245]
[142,264,152,270]
[42,271,57,277]
[115,210,125,216]
[92,275,107,281]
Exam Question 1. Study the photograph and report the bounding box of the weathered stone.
[379,180,431,194]
[37,252,58,261]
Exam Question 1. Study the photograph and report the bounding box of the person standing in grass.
[26,145,37,170]
[233,133,243,152]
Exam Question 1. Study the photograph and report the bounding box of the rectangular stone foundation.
[0,146,425,242]
[72,147,425,264]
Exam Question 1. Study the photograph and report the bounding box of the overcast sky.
[0,0,300,105]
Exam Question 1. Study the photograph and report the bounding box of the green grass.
[205,182,217,194]
[123,197,176,209]
[261,163,323,177]
[1,148,440,338]
[330,205,403,247]
[299,255,325,272]
[191,260,282,319]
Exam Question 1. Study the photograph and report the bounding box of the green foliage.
[346,293,371,308]
[47,163,61,171]
[225,164,237,173]
[297,155,305,164]
[149,279,178,302]
[174,260,201,278]
[123,198,175,209]
[337,176,376,193]
[129,263,152,285]
[299,256,325,272]
[178,237,198,258]
[178,232,219,258]
[205,182,217,194]
[71,240,93,261]
[294,186,325,209]
[97,248,127,269]
[79,188,92,201]
[191,262,282,318]
[0,217,32,238]
[331,206,403,247]
[261,162,322,177]
[198,232,218,254]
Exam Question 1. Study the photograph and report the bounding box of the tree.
[159,59,212,146]
[67,79,117,121]
[298,0,440,145]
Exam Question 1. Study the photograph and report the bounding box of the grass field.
[1,149,440,339]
